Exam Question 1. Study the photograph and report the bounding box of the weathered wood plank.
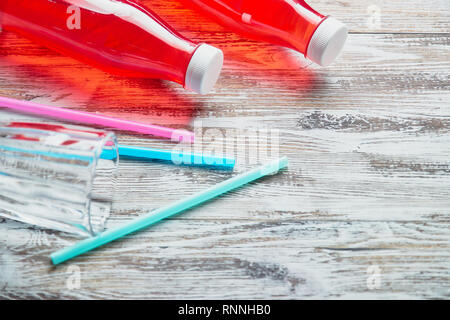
[1,33,448,130]
[146,0,450,34]
[0,218,448,299]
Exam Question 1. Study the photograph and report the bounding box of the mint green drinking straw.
[50,157,288,265]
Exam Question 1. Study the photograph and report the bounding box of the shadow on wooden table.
[0,32,199,129]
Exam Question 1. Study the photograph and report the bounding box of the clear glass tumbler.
[0,121,119,237]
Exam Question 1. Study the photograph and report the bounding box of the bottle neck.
[240,0,325,54]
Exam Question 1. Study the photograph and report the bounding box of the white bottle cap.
[306,17,348,67]
[185,44,224,94]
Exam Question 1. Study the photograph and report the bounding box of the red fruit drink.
[0,0,223,94]
[181,0,348,66]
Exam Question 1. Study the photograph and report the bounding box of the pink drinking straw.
[0,96,194,143]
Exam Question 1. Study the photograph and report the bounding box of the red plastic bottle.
[0,0,224,94]
[180,0,348,66]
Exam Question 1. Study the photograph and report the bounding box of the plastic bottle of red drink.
[180,0,348,66]
[0,0,224,94]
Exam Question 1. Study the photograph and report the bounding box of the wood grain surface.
[0,0,449,299]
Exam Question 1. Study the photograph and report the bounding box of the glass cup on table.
[0,122,119,237]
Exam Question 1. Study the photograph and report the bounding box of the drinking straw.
[50,156,288,265]
[0,143,234,169]
[1,121,233,168]
[0,96,194,142]
[116,145,235,169]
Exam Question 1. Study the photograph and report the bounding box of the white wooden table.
[0,0,449,299]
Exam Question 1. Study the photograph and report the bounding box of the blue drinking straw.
[0,144,234,169]
[50,157,288,265]
[116,145,235,170]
